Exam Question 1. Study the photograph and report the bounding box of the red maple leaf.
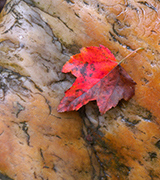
[57,45,136,114]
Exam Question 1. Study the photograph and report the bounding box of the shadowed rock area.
[0,0,6,13]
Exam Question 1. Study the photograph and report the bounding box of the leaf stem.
[118,47,144,65]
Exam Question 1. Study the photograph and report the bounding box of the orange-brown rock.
[0,0,160,180]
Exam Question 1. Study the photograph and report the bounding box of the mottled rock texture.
[0,0,160,180]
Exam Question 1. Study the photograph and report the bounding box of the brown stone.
[0,0,160,179]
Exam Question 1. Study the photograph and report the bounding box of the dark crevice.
[28,79,43,92]
[50,114,62,119]
[93,146,111,179]
[5,0,21,15]
[20,121,30,146]
[74,12,80,18]
[40,149,51,169]
[52,164,57,172]
[15,102,25,118]
[65,0,75,4]
[80,108,111,179]
[45,99,52,114]
[116,164,131,176]
[113,23,126,39]
[0,131,4,136]
[57,17,73,32]
[126,4,139,12]
[85,147,98,179]
[109,31,118,42]
[80,105,136,179]
[149,170,159,180]
[155,140,160,149]
[42,63,49,72]
[40,148,45,161]
[35,93,51,114]
[43,133,62,139]
[148,152,157,160]
[83,0,89,5]
[51,153,63,162]
[121,115,141,127]
[43,165,50,169]
[137,1,157,12]
[109,32,134,51]
[33,172,37,179]
[2,20,18,34]
[0,66,32,99]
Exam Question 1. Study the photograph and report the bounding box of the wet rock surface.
[0,0,160,179]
